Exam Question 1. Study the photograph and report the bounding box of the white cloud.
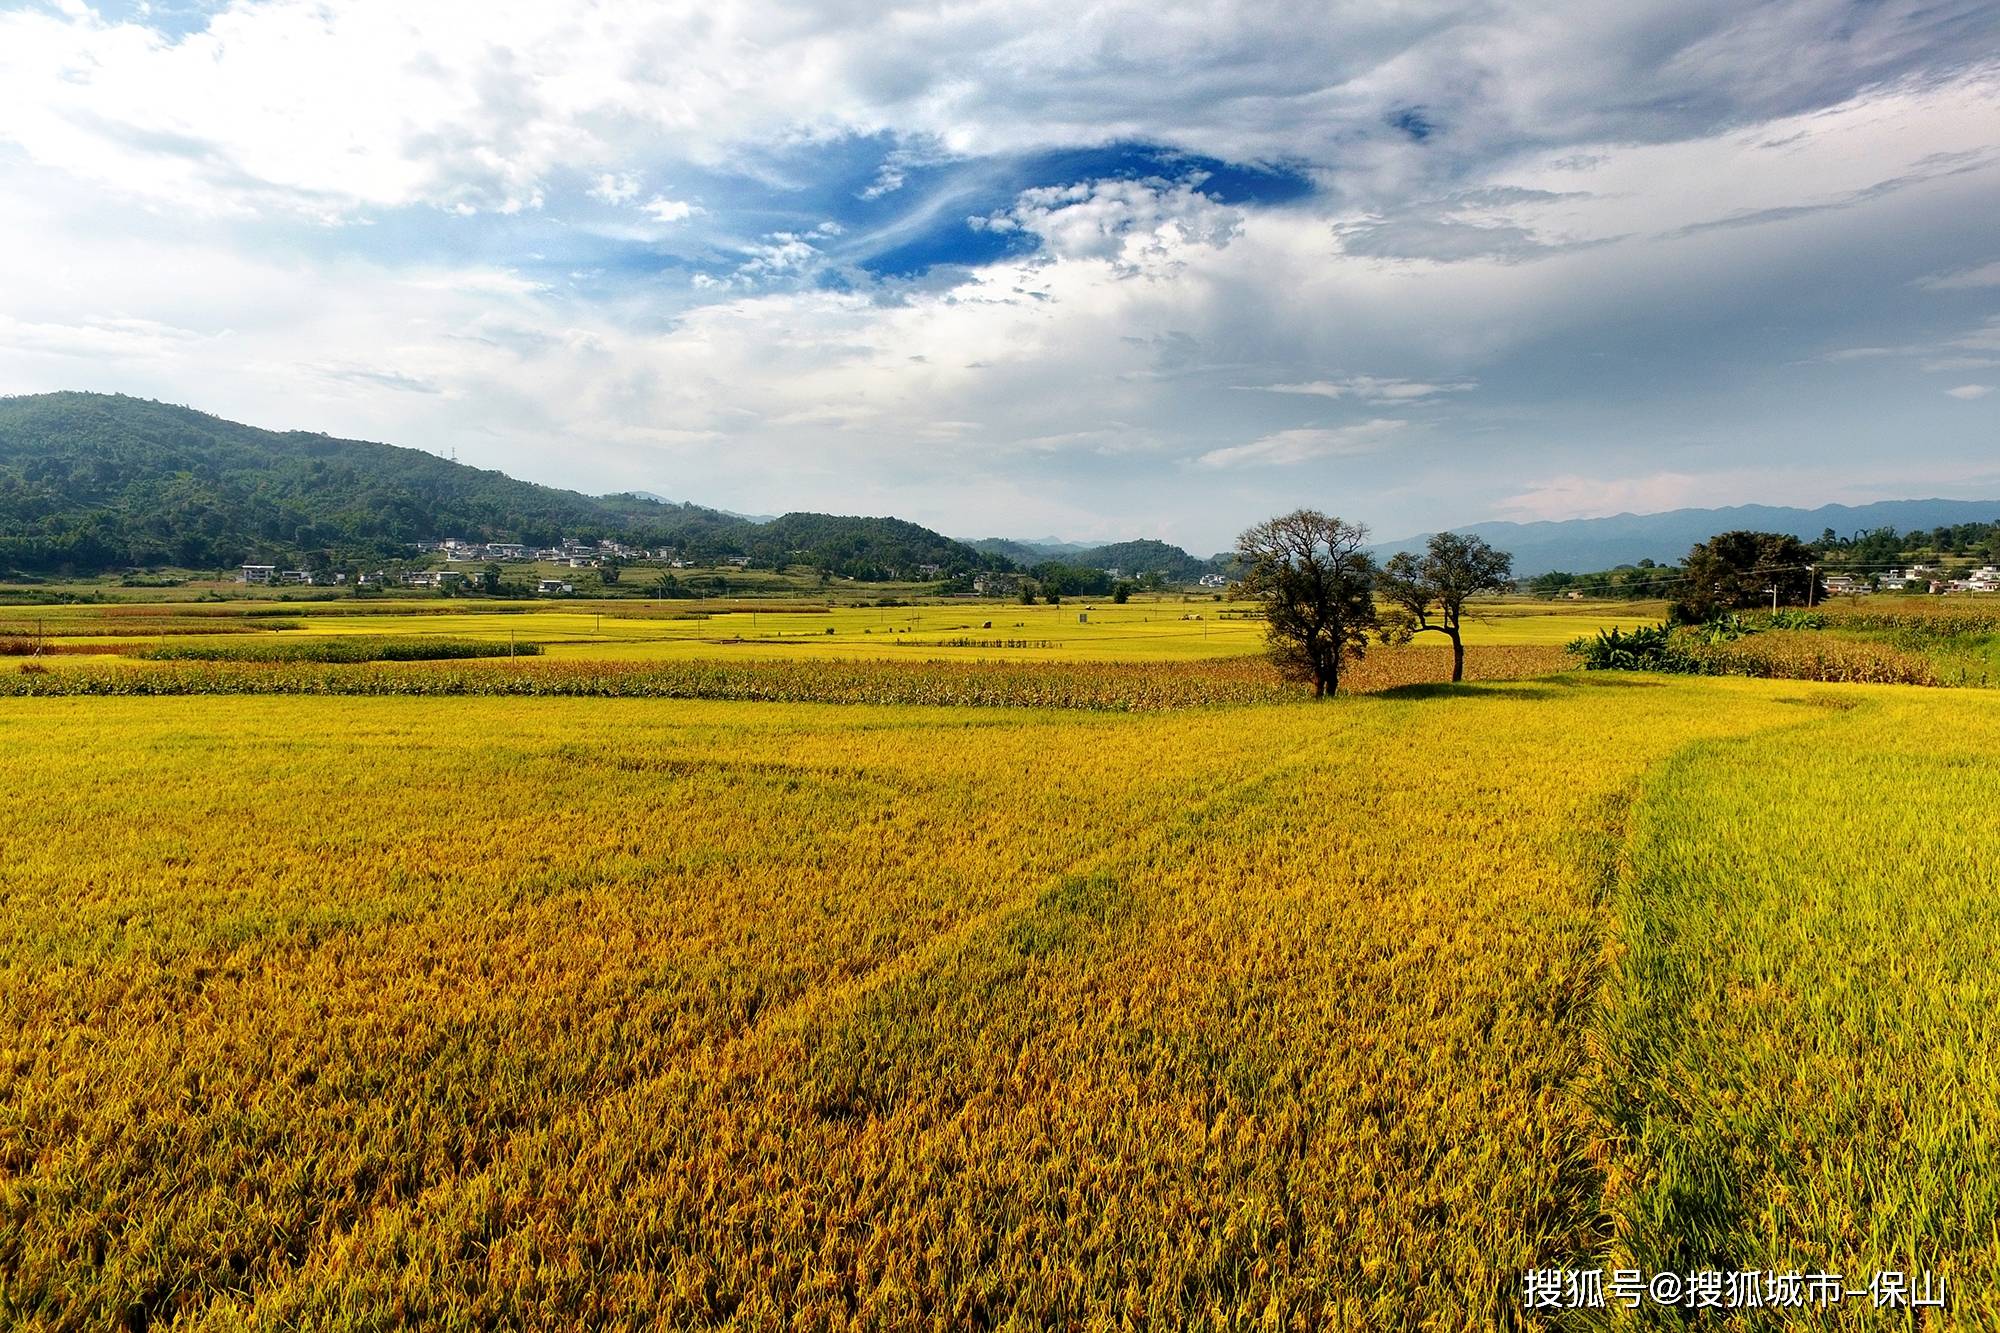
[735,232,821,278]
[0,312,212,361]
[641,196,696,223]
[0,9,1997,548]
[975,177,1242,269]
[1197,420,1408,469]
[1243,376,1475,402]
[590,173,641,205]
[1945,383,1994,399]
[1494,471,1721,520]
[9,0,1979,222]
[1918,260,2000,290]
[1494,460,2000,523]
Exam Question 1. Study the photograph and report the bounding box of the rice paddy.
[0,596,1661,664]
[1,594,1994,1328]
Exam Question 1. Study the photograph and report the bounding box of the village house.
[238,564,277,584]
[403,570,469,590]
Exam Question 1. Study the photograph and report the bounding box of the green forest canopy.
[0,393,1009,580]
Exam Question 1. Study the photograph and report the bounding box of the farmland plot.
[0,678,1993,1328]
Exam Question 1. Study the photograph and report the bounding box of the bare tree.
[1236,510,1379,697]
[1377,533,1515,683]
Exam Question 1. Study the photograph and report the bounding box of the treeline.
[1810,522,2000,566]
[1531,520,2000,600]
[1526,560,1681,599]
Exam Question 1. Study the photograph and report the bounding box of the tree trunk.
[1450,631,1465,683]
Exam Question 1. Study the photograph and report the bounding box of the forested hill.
[967,536,1215,578]
[1066,539,1213,580]
[0,392,997,578]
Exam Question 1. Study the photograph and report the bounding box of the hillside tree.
[1377,533,1515,682]
[1236,509,1379,697]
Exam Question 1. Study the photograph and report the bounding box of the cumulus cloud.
[1946,384,1994,399]
[6,0,1990,220]
[974,177,1242,269]
[641,196,697,222]
[590,173,642,205]
[0,3,1997,547]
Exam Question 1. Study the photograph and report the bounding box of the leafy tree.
[1377,533,1515,682]
[1671,531,1822,622]
[1111,581,1133,604]
[1030,560,1113,598]
[1235,509,1379,697]
[598,556,623,585]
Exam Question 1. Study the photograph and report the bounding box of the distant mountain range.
[1372,500,2000,576]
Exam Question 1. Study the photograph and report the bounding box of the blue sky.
[0,0,1996,551]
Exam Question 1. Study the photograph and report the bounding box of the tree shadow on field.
[1360,681,1569,702]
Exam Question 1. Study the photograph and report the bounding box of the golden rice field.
[0,595,1661,664]
[3,673,1997,1328]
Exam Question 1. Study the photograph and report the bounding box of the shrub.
[1569,624,1699,673]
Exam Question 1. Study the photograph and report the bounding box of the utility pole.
[1766,584,1779,614]
[1806,565,1815,608]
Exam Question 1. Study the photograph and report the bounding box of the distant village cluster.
[417,537,670,565]
[237,536,744,596]
[1835,564,2000,595]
